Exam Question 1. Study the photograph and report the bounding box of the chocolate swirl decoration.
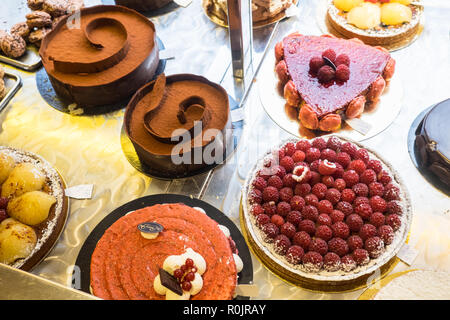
[48,17,130,74]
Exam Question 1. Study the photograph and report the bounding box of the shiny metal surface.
[0,0,449,300]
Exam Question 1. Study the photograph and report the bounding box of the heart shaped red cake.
[275,34,396,132]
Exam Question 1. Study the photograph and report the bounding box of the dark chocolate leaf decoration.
[323,57,337,71]
[159,268,183,296]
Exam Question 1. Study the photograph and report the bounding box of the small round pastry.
[0,64,5,79]
[10,22,31,42]
[26,11,53,29]
[0,78,6,100]
[42,0,69,18]
[28,27,51,48]
[0,33,26,58]
[27,0,44,11]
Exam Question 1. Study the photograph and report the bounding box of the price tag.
[173,0,193,8]
[65,184,94,199]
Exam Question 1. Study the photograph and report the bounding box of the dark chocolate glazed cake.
[415,98,450,187]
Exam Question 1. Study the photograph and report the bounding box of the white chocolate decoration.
[233,254,243,273]
[181,248,206,275]
[140,232,159,240]
[193,207,206,214]
[162,255,185,275]
[219,225,230,238]
[189,273,204,295]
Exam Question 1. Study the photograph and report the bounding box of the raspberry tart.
[241,136,411,290]
[275,33,395,132]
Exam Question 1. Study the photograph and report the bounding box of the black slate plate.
[74,194,253,300]
[35,37,166,116]
[407,104,450,196]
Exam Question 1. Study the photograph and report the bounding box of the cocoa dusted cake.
[242,136,411,288]
[414,98,450,188]
[39,5,159,107]
[124,73,232,178]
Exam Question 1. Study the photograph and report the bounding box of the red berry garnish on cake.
[302,205,319,221]
[325,188,341,204]
[341,255,357,272]
[292,165,312,183]
[332,221,350,239]
[378,225,394,245]
[370,196,387,213]
[369,182,385,197]
[386,214,401,231]
[281,222,296,239]
[367,159,383,174]
[305,193,319,207]
[271,214,285,227]
[352,183,369,197]
[295,183,311,197]
[185,271,195,282]
[336,201,353,216]
[336,152,351,168]
[174,268,184,279]
[346,214,363,232]
[302,251,323,272]
[335,64,350,82]
[280,156,295,172]
[252,176,267,191]
[279,187,294,203]
[312,138,327,150]
[315,225,333,241]
[318,160,337,175]
[286,245,305,264]
[359,224,377,241]
[287,210,302,225]
[326,136,342,150]
[309,56,325,75]
[263,202,277,216]
[332,163,344,179]
[320,148,337,162]
[256,214,270,227]
[182,281,192,291]
[322,175,335,188]
[290,195,305,211]
[384,184,400,201]
[250,204,264,217]
[334,178,346,191]
[318,200,334,214]
[292,150,306,163]
[309,238,329,256]
[369,212,385,227]
[355,203,373,220]
[365,236,384,258]
[348,160,367,174]
[341,143,358,158]
[322,48,336,63]
[328,237,349,257]
[355,149,370,164]
[262,223,279,240]
[298,219,316,235]
[341,188,356,203]
[378,170,392,185]
[262,186,279,202]
[296,140,311,152]
[354,196,370,207]
[309,171,321,185]
[293,231,312,250]
[353,248,370,266]
[317,65,335,83]
[274,234,291,255]
[282,174,296,188]
[277,201,291,217]
[312,183,327,199]
[386,200,403,215]
[342,170,360,187]
[360,169,377,185]
[283,142,296,157]
[310,160,320,172]
[330,209,345,223]
[249,189,262,204]
[335,54,350,67]
[273,165,287,178]
[317,213,332,226]
[305,147,321,163]
[347,235,364,252]
[268,175,283,189]
[324,252,341,272]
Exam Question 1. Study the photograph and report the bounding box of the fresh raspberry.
[249,189,262,204]
[262,223,280,241]
[309,238,328,256]
[310,160,320,172]
[347,235,364,252]
[335,54,350,67]
[250,204,264,217]
[273,165,287,179]
[305,147,321,163]
[326,136,342,151]
[287,210,302,225]
[386,214,401,231]
[267,175,284,190]
[271,214,285,227]
[341,189,356,203]
[320,148,337,162]
[280,156,295,172]
[312,183,327,199]
[342,170,359,187]
[302,252,323,272]
[293,231,311,250]
[252,177,267,191]
[309,171,321,186]
[295,183,311,197]
[318,160,337,176]
[335,64,350,82]
[317,213,332,226]
[332,221,350,239]
[312,138,327,150]
[341,255,357,271]
[360,169,377,185]
[318,200,334,214]
[332,163,345,179]
[263,202,277,216]
[346,214,363,232]
[317,65,335,83]
[280,222,297,239]
[354,196,370,207]
[367,159,383,174]
[309,56,325,73]
[262,186,279,202]
[322,48,336,62]
[324,252,341,271]
[359,224,377,241]
[355,149,370,164]
[296,140,312,152]
[348,160,367,174]
[258,168,271,180]
[304,193,319,207]
[386,200,403,215]
[335,202,353,217]
[282,174,296,188]
[256,214,270,227]
[355,203,373,220]
[292,165,312,184]
[336,152,351,168]
[328,237,349,257]
[330,210,345,223]
[279,187,294,203]
[292,150,306,163]
[274,234,291,255]
[352,183,369,197]
[302,205,319,221]
[315,225,333,241]
[322,175,335,188]
[369,212,385,227]
[384,184,400,201]
[353,248,370,265]
[325,188,341,204]
[286,245,305,264]
[283,142,296,157]
[369,182,385,197]
[365,236,384,258]
[378,170,392,185]
[341,143,357,158]
[334,178,346,191]
[370,196,387,213]
[290,196,305,212]
[298,219,316,235]
[277,201,291,217]
[378,225,394,245]
[277,148,285,161]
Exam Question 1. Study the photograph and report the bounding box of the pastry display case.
[0,0,449,300]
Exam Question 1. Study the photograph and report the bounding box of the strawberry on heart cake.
[241,136,411,289]
[275,33,395,132]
